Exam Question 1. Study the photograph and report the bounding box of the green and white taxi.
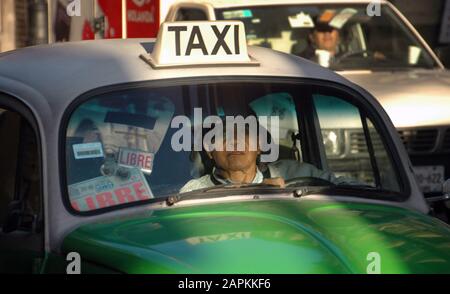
[0,20,449,273]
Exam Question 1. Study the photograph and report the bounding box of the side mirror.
[426,179,450,204]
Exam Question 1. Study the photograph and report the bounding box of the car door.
[0,94,44,273]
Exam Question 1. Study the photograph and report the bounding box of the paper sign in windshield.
[73,142,104,159]
[69,168,153,211]
[288,12,314,28]
[329,8,357,29]
[118,148,154,174]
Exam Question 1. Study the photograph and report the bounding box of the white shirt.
[179,159,359,193]
[180,167,264,193]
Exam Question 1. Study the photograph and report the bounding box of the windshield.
[216,4,437,70]
[65,80,403,212]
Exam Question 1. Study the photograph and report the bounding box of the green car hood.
[62,199,450,273]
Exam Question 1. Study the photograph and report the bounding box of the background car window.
[314,94,401,192]
[176,8,208,21]
[216,4,437,69]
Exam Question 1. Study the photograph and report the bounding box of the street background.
[1,0,450,66]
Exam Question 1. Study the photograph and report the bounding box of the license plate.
[413,166,445,193]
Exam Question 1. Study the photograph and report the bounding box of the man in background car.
[300,20,341,65]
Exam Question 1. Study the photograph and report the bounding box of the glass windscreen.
[216,4,437,70]
[65,81,402,212]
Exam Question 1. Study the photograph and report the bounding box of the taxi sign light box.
[141,21,258,68]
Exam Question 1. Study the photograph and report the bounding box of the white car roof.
[172,0,384,9]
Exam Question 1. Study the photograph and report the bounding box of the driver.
[300,13,386,66]
[299,19,342,65]
[180,122,352,193]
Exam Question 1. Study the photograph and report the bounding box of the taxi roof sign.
[140,21,259,68]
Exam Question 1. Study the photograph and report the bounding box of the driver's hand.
[263,177,286,188]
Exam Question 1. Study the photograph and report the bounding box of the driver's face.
[209,129,259,172]
[312,29,340,53]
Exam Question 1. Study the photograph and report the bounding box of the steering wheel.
[285,177,335,188]
[334,49,374,64]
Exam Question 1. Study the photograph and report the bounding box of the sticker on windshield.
[288,12,314,28]
[73,142,104,159]
[69,168,153,211]
[222,9,253,19]
[329,8,357,29]
[118,148,154,174]
[68,97,175,157]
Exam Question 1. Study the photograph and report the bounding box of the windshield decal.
[288,12,314,28]
[69,167,153,211]
[118,148,154,174]
[73,142,104,159]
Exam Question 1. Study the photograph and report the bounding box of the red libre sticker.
[69,168,153,212]
[118,148,154,174]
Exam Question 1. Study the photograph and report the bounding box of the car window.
[314,93,401,192]
[0,108,41,232]
[0,105,43,273]
[216,4,437,70]
[176,8,208,21]
[65,80,404,213]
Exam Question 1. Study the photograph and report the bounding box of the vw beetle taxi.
[0,21,449,274]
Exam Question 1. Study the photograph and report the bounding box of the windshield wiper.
[329,184,404,201]
[164,178,389,206]
[165,178,340,206]
[166,182,292,206]
[335,183,380,190]
[285,177,335,188]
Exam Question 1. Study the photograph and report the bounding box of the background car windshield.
[216,4,437,70]
[65,81,402,212]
